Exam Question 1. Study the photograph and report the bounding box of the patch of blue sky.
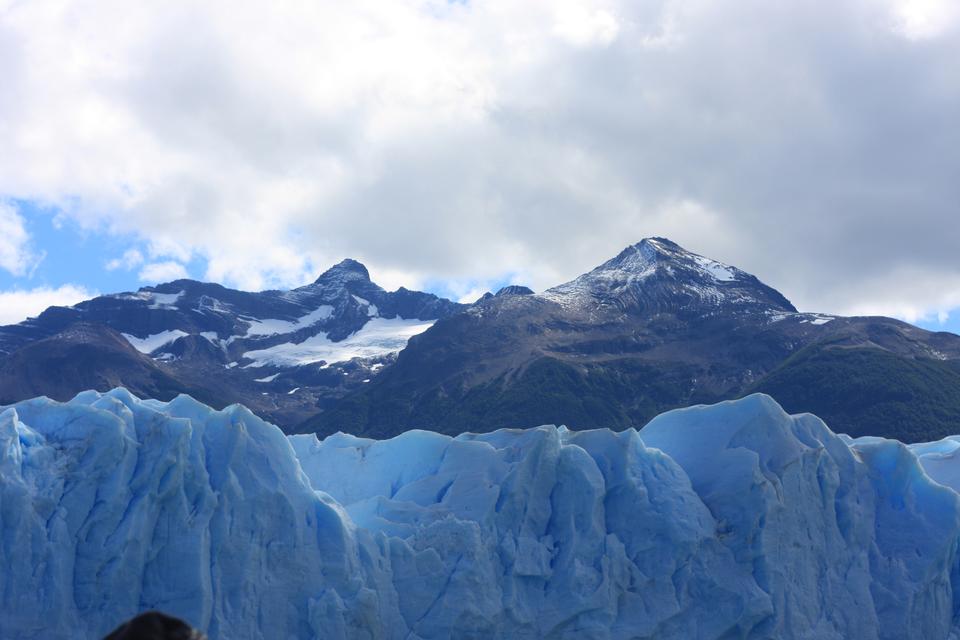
[914,313,960,337]
[2,199,206,294]
[421,273,522,304]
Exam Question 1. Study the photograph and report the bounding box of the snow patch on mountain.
[540,242,659,306]
[765,311,836,325]
[691,254,736,281]
[351,295,379,317]
[241,305,335,337]
[121,329,189,354]
[148,291,184,309]
[192,296,233,316]
[241,317,435,368]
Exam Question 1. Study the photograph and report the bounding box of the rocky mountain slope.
[309,238,960,442]
[0,259,462,426]
[2,390,958,639]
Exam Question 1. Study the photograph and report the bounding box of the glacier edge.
[1,390,959,639]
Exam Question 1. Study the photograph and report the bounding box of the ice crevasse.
[2,389,960,639]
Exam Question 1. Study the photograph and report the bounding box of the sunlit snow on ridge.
[148,290,184,309]
[242,317,435,367]
[692,255,736,281]
[107,290,184,309]
[121,329,189,354]
[765,311,835,325]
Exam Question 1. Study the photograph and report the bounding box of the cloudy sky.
[0,0,958,330]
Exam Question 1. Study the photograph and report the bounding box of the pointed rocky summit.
[313,258,371,284]
[540,237,796,315]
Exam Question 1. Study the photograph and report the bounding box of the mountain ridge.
[303,238,960,442]
[1,237,958,442]
[0,264,465,425]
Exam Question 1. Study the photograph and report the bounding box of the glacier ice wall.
[2,390,960,639]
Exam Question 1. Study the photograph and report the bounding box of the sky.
[0,0,958,333]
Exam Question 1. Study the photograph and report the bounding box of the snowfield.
[240,317,436,368]
[240,305,335,337]
[2,391,960,639]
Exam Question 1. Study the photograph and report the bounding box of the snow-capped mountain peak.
[313,258,371,285]
[540,237,796,314]
[587,237,742,285]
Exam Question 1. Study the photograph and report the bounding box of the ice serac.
[641,395,960,639]
[0,389,373,640]
[2,391,960,639]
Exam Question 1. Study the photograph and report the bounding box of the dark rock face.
[103,611,206,640]
[0,260,464,427]
[306,239,960,443]
[0,323,212,407]
[494,285,534,297]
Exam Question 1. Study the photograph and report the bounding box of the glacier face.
[2,391,960,639]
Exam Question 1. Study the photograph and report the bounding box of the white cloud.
[457,287,491,304]
[0,285,96,325]
[0,0,958,319]
[138,261,189,283]
[553,5,620,47]
[0,201,42,276]
[830,266,960,323]
[891,0,960,39]
[105,248,144,271]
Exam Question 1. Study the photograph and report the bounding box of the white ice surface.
[909,436,960,492]
[2,392,960,639]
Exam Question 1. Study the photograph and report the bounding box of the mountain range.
[0,259,462,427]
[2,237,959,442]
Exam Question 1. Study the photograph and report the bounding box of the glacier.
[2,390,960,639]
